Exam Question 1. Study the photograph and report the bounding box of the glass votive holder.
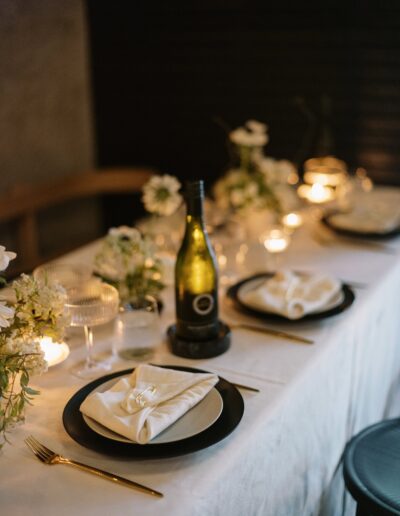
[113,296,161,361]
[259,226,291,271]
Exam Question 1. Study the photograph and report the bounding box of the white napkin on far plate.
[240,271,341,320]
[80,364,218,444]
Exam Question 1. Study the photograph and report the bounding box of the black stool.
[343,418,400,516]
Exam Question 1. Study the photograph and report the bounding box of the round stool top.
[344,418,400,516]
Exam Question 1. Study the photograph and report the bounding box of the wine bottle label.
[192,294,214,315]
[175,290,219,341]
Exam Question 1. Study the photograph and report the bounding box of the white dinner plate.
[82,376,223,445]
[237,276,345,315]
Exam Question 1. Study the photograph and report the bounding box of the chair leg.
[356,503,370,516]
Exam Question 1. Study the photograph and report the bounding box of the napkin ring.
[135,385,157,407]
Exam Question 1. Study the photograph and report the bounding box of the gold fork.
[24,435,163,498]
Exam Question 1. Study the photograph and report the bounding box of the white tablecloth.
[2,220,400,516]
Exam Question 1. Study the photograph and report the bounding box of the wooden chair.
[0,168,155,274]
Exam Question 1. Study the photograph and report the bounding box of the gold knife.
[231,382,260,393]
[231,323,314,345]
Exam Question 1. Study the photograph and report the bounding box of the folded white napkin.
[240,271,341,319]
[329,202,400,233]
[80,364,218,444]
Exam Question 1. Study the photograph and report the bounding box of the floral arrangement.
[213,120,299,215]
[94,226,164,303]
[142,174,183,217]
[0,246,67,447]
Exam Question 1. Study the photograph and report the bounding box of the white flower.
[230,189,246,207]
[109,226,141,242]
[229,128,268,147]
[142,174,183,216]
[246,120,268,134]
[12,274,67,341]
[94,226,164,302]
[257,157,278,181]
[245,181,259,198]
[0,301,14,328]
[0,336,47,376]
[0,246,16,271]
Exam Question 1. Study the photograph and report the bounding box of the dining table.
[2,213,400,516]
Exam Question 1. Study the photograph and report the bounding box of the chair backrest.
[0,168,155,274]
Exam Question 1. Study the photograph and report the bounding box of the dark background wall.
[86,2,400,225]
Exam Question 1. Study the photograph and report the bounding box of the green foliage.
[0,353,40,448]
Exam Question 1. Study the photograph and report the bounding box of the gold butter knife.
[231,323,314,345]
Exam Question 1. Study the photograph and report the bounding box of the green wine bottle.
[175,180,219,341]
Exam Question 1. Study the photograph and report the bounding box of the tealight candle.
[282,212,303,231]
[298,183,335,204]
[40,336,70,367]
[261,228,290,253]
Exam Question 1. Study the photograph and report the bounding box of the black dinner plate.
[63,365,244,459]
[322,214,400,240]
[226,272,355,323]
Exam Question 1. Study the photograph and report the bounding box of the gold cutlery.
[230,382,260,393]
[231,323,314,345]
[25,435,163,498]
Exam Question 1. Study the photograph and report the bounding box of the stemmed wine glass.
[65,280,119,379]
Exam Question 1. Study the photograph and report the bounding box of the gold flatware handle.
[231,382,260,393]
[233,323,314,345]
[64,458,163,498]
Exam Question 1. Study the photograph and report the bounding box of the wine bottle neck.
[186,196,204,221]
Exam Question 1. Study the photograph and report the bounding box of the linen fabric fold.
[79,364,219,444]
[240,270,341,319]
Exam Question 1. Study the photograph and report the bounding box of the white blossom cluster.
[229,119,269,147]
[142,174,183,216]
[0,248,67,376]
[213,120,299,213]
[94,226,164,302]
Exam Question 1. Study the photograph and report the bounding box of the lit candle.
[261,228,290,253]
[304,170,347,187]
[298,183,335,204]
[282,212,303,230]
[40,336,70,367]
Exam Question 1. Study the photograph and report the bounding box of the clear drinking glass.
[33,262,93,288]
[259,225,291,271]
[65,280,119,379]
[114,296,161,361]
